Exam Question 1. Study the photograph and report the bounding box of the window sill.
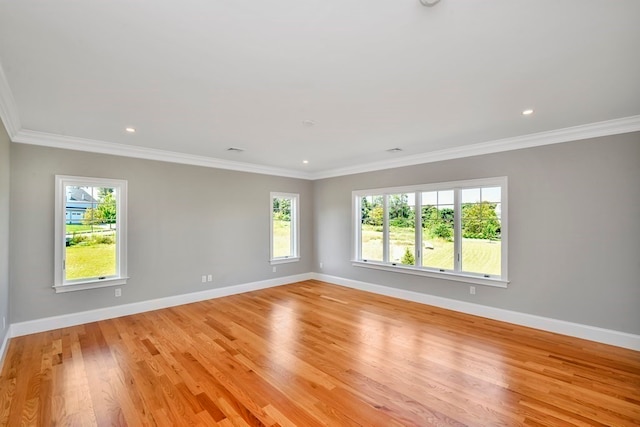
[270,257,300,265]
[352,260,508,288]
[53,277,128,293]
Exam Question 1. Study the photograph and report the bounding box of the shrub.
[69,233,88,246]
[432,223,453,241]
[92,234,114,244]
[401,247,415,265]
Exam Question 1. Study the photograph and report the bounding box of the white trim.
[311,273,640,351]
[351,261,508,287]
[0,325,12,369]
[54,175,128,290]
[0,62,21,138]
[270,192,300,263]
[10,273,312,337]
[353,177,508,282]
[310,115,640,180]
[1,115,637,181]
[12,129,310,179]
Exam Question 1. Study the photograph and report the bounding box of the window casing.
[270,192,300,264]
[353,177,508,287]
[54,175,128,293]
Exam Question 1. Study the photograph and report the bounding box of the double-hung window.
[353,177,508,287]
[54,175,128,292]
[270,192,300,264]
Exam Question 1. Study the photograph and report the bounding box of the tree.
[389,194,414,227]
[361,196,371,224]
[97,193,117,225]
[422,206,454,241]
[462,202,500,240]
[83,193,117,227]
[273,197,291,221]
[369,206,384,226]
[401,247,415,265]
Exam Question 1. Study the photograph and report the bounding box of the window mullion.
[383,194,389,263]
[415,191,422,267]
[454,188,462,272]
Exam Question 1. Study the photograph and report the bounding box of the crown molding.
[0,61,21,138]
[12,129,312,179]
[3,55,639,183]
[309,115,640,180]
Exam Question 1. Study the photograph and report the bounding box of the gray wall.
[9,144,313,323]
[0,122,9,344]
[313,132,640,335]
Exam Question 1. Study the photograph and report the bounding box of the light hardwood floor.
[1,280,639,426]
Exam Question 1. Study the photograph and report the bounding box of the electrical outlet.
[470,286,476,295]
[115,288,122,297]
[272,266,276,273]
[319,262,323,269]
[201,275,207,283]
[2,316,5,329]
[207,274,212,282]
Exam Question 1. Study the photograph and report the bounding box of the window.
[270,192,300,264]
[54,175,128,292]
[353,177,507,287]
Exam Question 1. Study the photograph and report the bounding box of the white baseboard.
[0,325,11,369]
[10,273,313,338]
[311,273,640,351]
[6,271,639,352]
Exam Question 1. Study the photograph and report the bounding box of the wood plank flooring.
[1,280,639,426]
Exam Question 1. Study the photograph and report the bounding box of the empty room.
[1,1,639,425]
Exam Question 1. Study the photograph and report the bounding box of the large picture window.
[270,192,300,264]
[353,177,507,287]
[54,175,128,292]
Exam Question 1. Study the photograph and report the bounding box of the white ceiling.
[1,0,639,179]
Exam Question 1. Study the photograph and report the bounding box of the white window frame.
[270,192,300,264]
[352,177,508,287]
[54,175,128,293]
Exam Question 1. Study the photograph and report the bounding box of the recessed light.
[125,127,136,133]
[522,109,534,116]
[302,119,316,127]
[303,160,309,164]
[387,148,403,153]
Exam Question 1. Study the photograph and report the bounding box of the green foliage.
[83,192,117,226]
[369,205,384,226]
[97,193,117,224]
[69,233,88,246]
[68,232,114,247]
[361,196,383,226]
[462,202,500,240]
[273,197,291,221]
[401,247,415,265]
[432,222,453,240]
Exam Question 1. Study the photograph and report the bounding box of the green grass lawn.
[65,224,111,233]
[65,243,116,280]
[273,220,292,258]
[361,224,500,275]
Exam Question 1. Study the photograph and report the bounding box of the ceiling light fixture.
[387,148,403,153]
[302,119,316,127]
[227,147,245,152]
[522,109,534,116]
[125,127,136,133]
[303,160,309,164]
[419,0,441,6]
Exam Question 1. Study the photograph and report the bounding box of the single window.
[270,192,300,264]
[54,175,128,292]
[353,177,508,287]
